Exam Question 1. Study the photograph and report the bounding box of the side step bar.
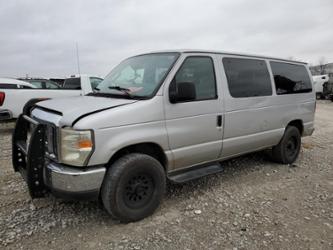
[168,163,223,183]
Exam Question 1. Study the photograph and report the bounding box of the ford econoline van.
[13,50,315,222]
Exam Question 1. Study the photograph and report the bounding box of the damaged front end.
[12,112,106,200]
[12,114,48,198]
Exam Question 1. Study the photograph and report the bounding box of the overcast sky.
[0,0,332,78]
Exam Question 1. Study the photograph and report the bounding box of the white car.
[0,75,103,121]
[0,78,37,120]
[0,78,37,89]
[313,74,329,99]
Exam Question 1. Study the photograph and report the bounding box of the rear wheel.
[272,126,301,164]
[101,153,166,222]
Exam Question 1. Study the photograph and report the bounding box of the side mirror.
[169,81,196,103]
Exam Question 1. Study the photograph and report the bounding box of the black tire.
[272,126,301,164]
[101,153,166,222]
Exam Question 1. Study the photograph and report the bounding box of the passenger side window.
[172,56,217,101]
[270,62,312,94]
[223,58,272,98]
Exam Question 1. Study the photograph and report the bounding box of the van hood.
[34,95,137,126]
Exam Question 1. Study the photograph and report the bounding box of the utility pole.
[76,42,81,75]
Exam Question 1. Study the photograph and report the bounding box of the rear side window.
[45,80,60,89]
[29,81,44,88]
[223,58,272,98]
[0,84,18,89]
[270,62,312,95]
[63,78,81,89]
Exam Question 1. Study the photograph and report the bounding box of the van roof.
[145,49,307,65]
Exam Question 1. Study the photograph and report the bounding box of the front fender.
[88,120,172,167]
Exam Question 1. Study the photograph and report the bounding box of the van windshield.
[95,53,179,99]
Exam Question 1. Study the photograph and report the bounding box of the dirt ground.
[0,101,332,250]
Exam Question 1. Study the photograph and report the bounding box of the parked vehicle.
[63,74,103,90]
[325,73,333,102]
[18,78,61,89]
[13,50,315,222]
[0,77,36,89]
[0,75,102,121]
[313,74,329,99]
[0,78,36,120]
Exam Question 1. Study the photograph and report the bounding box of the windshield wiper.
[108,86,133,97]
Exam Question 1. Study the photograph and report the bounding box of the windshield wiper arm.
[108,86,133,97]
[109,86,131,91]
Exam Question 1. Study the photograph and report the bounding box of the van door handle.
[217,115,222,127]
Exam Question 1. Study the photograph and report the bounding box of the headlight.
[60,128,94,166]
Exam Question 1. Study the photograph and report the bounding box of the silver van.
[13,50,315,222]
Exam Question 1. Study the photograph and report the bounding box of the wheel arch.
[286,119,304,136]
[107,142,168,171]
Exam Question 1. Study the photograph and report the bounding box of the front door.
[164,55,223,170]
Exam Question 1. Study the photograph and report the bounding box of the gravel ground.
[0,101,332,250]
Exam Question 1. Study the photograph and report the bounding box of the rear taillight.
[0,92,5,106]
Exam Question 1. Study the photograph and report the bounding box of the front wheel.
[272,126,301,164]
[101,153,166,222]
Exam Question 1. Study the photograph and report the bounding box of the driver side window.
[172,56,217,101]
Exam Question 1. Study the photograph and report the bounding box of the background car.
[0,77,36,89]
[0,74,103,121]
[0,78,36,120]
[313,74,329,99]
[63,74,103,90]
